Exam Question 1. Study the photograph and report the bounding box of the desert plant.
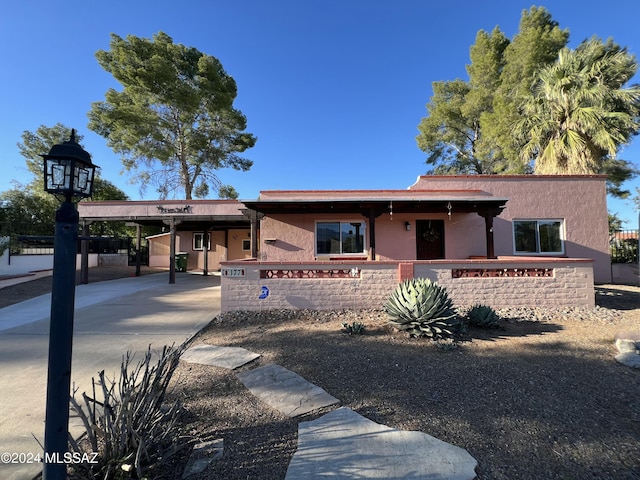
[341,321,366,335]
[466,304,500,328]
[68,343,191,479]
[384,278,459,339]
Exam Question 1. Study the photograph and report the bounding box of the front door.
[416,220,445,260]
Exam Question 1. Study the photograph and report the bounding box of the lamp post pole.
[43,197,79,480]
[41,130,96,480]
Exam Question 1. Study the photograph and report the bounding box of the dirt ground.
[3,268,639,479]
[167,284,640,480]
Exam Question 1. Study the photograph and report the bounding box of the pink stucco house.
[222,175,609,311]
[79,175,610,309]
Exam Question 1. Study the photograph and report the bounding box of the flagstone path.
[180,343,478,479]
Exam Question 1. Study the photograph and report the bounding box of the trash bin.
[175,252,189,272]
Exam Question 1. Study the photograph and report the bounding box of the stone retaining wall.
[220,258,595,312]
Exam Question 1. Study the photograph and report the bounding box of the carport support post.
[135,224,142,277]
[43,199,79,479]
[169,217,176,284]
[202,227,209,276]
[80,221,90,284]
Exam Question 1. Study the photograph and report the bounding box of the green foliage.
[217,184,239,200]
[417,6,639,194]
[18,123,78,179]
[608,213,626,234]
[68,344,189,480]
[2,124,131,240]
[517,37,640,192]
[466,304,500,328]
[341,321,366,335]
[483,6,569,167]
[0,185,58,242]
[384,278,459,339]
[89,31,257,200]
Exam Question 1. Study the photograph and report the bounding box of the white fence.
[0,249,99,276]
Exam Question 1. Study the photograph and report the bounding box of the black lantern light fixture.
[42,129,96,200]
[40,130,97,480]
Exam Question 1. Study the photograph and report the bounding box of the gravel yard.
[3,268,638,479]
[169,284,640,480]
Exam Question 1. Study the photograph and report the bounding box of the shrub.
[68,343,190,480]
[466,304,500,328]
[341,321,366,335]
[384,278,459,339]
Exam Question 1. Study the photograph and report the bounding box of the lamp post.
[41,130,96,480]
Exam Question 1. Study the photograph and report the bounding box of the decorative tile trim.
[260,269,361,279]
[451,268,554,278]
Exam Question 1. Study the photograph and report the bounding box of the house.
[78,175,610,310]
[221,175,609,311]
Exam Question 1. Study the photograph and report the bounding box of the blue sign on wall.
[259,285,270,300]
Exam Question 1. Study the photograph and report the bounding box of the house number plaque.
[222,268,245,277]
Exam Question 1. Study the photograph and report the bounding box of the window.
[193,232,211,250]
[316,221,365,255]
[514,220,564,254]
[242,239,251,251]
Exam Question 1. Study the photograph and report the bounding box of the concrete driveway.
[0,272,220,480]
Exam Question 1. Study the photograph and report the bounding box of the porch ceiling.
[241,198,509,216]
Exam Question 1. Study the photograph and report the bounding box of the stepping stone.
[614,331,640,369]
[236,364,340,417]
[285,407,477,480]
[182,438,224,478]
[181,345,260,369]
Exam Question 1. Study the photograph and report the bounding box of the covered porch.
[242,189,509,261]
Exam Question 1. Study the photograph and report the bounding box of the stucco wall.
[220,258,595,312]
[409,175,611,282]
[148,229,252,270]
[257,176,610,283]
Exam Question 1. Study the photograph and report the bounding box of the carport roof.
[78,199,250,230]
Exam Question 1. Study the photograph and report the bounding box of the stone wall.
[220,258,595,312]
[415,260,594,307]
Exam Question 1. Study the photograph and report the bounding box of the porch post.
[250,211,262,259]
[478,209,500,260]
[485,214,496,259]
[368,208,377,261]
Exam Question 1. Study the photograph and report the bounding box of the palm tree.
[517,38,640,175]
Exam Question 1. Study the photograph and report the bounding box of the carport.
[78,200,259,283]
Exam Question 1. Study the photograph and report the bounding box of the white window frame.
[193,232,211,251]
[315,220,367,257]
[513,219,565,255]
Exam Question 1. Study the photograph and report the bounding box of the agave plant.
[466,304,500,328]
[384,278,459,339]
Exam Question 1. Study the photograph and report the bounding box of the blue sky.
[1,1,639,226]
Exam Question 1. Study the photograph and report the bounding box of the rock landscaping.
[169,284,640,480]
